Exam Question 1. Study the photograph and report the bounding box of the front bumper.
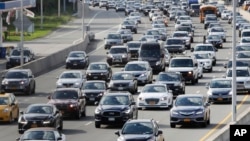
[170,115,206,125]
[208,95,232,102]
[137,99,169,108]
[1,85,30,93]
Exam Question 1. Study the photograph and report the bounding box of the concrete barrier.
[206,107,250,141]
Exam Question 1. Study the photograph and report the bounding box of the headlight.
[207,91,212,96]
[19,117,28,124]
[20,80,28,85]
[57,82,63,86]
[171,110,179,115]
[87,73,91,76]
[123,108,131,114]
[95,108,101,114]
[229,91,233,95]
[80,59,85,62]
[2,80,8,85]
[74,82,80,86]
[139,73,147,78]
[161,97,167,101]
[69,103,78,108]
[188,71,193,75]
[66,59,70,63]
[108,82,113,87]
[121,25,126,28]
[3,108,9,113]
[156,61,161,65]
[122,54,127,58]
[196,110,204,115]
[43,120,51,124]
[174,82,181,86]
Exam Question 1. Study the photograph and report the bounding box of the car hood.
[57,78,82,83]
[48,99,78,104]
[119,134,153,140]
[209,88,231,93]
[139,92,167,98]
[193,51,215,55]
[168,67,194,72]
[173,106,203,111]
[3,78,28,82]
[86,70,108,73]
[155,81,180,85]
[23,114,52,121]
[98,105,129,111]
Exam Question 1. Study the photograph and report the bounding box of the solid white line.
[86,11,102,26]
[85,122,92,125]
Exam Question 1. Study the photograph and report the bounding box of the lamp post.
[40,0,43,29]
[82,0,85,40]
[20,0,24,67]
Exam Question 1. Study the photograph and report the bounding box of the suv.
[94,92,138,128]
[106,46,131,66]
[104,33,123,49]
[1,69,36,95]
[48,88,86,119]
[168,56,199,85]
[6,47,35,69]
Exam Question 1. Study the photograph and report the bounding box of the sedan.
[109,72,138,94]
[205,34,223,48]
[106,46,131,66]
[117,29,133,43]
[170,94,211,128]
[193,52,213,72]
[85,62,112,82]
[16,127,66,141]
[208,27,227,42]
[65,51,89,69]
[137,84,173,109]
[120,20,137,33]
[18,103,63,134]
[56,70,85,89]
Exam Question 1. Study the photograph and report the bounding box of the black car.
[81,80,108,104]
[85,62,112,82]
[18,103,63,134]
[153,72,185,97]
[6,48,35,69]
[106,46,131,66]
[1,69,36,95]
[48,88,86,119]
[94,92,138,128]
[170,94,211,128]
[115,119,165,141]
[65,51,89,69]
[204,34,223,48]
[127,41,141,59]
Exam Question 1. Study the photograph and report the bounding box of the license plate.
[31,124,37,128]
[73,63,77,66]
[118,87,123,90]
[11,86,17,89]
[90,98,95,101]
[184,118,190,122]
[217,98,223,101]
[149,101,155,105]
[114,59,122,62]
[108,118,115,121]
[93,76,98,79]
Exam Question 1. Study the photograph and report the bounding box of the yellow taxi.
[0,92,19,123]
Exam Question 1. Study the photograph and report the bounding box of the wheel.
[27,87,32,95]
[75,110,82,119]
[208,67,213,72]
[170,123,176,128]
[82,106,86,117]
[8,113,13,124]
[207,117,210,125]
[191,79,196,85]
[58,120,63,130]
[134,30,137,34]
[14,110,19,121]
[32,84,36,94]
[95,122,101,128]
[223,39,226,42]
[195,77,199,83]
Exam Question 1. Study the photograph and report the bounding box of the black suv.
[6,48,35,69]
[1,69,36,95]
[153,72,185,97]
[115,119,165,141]
[94,92,138,128]
[85,62,112,82]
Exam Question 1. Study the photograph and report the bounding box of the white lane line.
[85,122,92,125]
[86,11,102,26]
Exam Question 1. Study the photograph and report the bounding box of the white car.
[56,70,85,89]
[129,12,142,24]
[208,27,227,42]
[137,84,173,109]
[221,10,232,20]
[239,37,250,45]
[193,52,213,72]
[191,44,218,66]
[177,15,192,23]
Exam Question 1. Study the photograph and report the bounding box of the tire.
[58,120,63,130]
[134,30,137,34]
[14,110,19,121]
[223,39,226,42]
[191,79,196,85]
[207,117,210,125]
[8,113,13,124]
[202,121,207,127]
[95,122,101,128]
[170,123,176,128]
[82,106,86,117]
[75,110,82,120]
[32,84,36,94]
[208,67,213,72]
[18,130,24,134]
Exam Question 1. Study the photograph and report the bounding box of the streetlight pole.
[20,0,24,67]
[82,0,85,40]
[40,0,43,29]
[0,12,3,47]
[232,0,237,122]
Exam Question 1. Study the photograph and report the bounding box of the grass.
[4,14,73,41]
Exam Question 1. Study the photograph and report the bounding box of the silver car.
[56,70,85,89]
[208,27,227,42]
[193,52,213,72]
[104,33,123,49]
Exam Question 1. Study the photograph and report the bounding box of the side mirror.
[56,110,60,114]
[205,102,210,106]
[10,103,15,106]
[106,52,109,54]
[57,137,62,140]
[194,63,198,67]
[131,101,136,105]
[224,63,227,68]
[104,37,106,39]
[16,138,20,141]
[222,75,226,78]
[157,130,163,135]
[115,131,120,136]
[205,83,209,89]
[152,79,156,82]
[56,77,59,79]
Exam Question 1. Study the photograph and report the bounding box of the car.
[6,47,35,69]
[47,88,86,119]
[104,33,123,49]
[16,127,66,141]
[191,44,218,66]
[122,61,153,85]
[139,35,158,42]
[115,3,125,12]
[164,48,171,66]
[125,7,136,16]
[128,12,142,24]
[115,119,164,141]
[177,15,192,23]
[18,103,63,134]
[224,59,250,69]
[172,31,192,49]
[235,44,250,52]
[225,67,250,94]
[206,78,232,103]
[207,27,227,42]
[56,70,85,89]
[106,46,131,66]
[239,24,250,37]
[94,92,138,128]
[152,24,167,37]
[117,29,133,43]
[239,37,250,45]
[0,92,19,123]
[188,4,200,17]
[99,0,108,8]
[107,1,116,9]
[228,12,241,24]
[144,29,165,41]
[1,69,36,95]
[65,51,89,69]
[137,84,173,109]
[108,72,138,94]
[193,52,213,72]
[175,26,194,42]
[126,41,141,59]
[204,34,223,48]
[174,11,188,22]
[153,72,185,97]
[120,20,138,33]
[204,15,218,29]
[164,38,186,54]
[237,51,250,59]
[81,80,107,104]
[207,22,222,33]
[170,94,211,128]
[85,62,112,82]
[92,0,100,7]
[221,10,231,20]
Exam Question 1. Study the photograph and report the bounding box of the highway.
[0,6,250,141]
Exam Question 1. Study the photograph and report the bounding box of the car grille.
[103,111,121,117]
[212,91,229,95]
[10,58,20,63]
[69,60,81,63]
[8,81,20,85]
[166,84,174,89]
[114,83,129,87]
[133,74,141,77]
[180,72,190,77]
[63,83,74,87]
[55,104,68,110]
[179,111,195,116]
[145,98,159,104]
[85,92,100,97]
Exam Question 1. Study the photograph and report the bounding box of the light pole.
[0,12,2,47]
[82,0,85,40]
[40,0,43,29]
[20,0,24,67]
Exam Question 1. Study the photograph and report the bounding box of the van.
[138,42,165,73]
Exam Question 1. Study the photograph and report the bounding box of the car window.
[69,52,85,57]
[157,74,180,81]
[60,72,80,79]
[52,90,78,99]
[112,73,133,80]
[227,69,250,77]
[89,64,107,70]
[84,82,105,90]
[142,85,166,93]
[26,106,53,114]
[22,131,55,140]
[195,46,214,51]
[175,97,203,106]
[125,64,147,71]
[170,59,193,67]
[0,97,9,105]
[122,122,153,134]
[100,95,129,105]
[110,48,127,54]
[210,80,231,88]
[5,71,28,79]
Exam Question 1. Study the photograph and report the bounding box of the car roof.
[211,77,232,81]
[24,127,58,132]
[7,69,31,72]
[228,66,249,70]
[0,92,12,97]
[84,80,106,83]
[61,70,82,73]
[90,62,109,65]
[28,103,55,107]
[127,41,141,44]
[54,87,80,91]
[105,91,131,96]
[110,46,127,49]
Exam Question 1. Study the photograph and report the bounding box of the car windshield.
[60,72,80,79]
[170,59,193,67]
[157,73,180,81]
[26,105,53,114]
[122,122,153,134]
[242,38,250,43]
[11,50,30,56]
[127,42,141,48]
[100,95,129,105]
[125,64,147,71]
[22,131,56,140]
[107,34,121,39]
[227,69,250,77]
[52,90,78,99]
[173,33,188,37]
[118,30,131,34]
[0,97,8,105]
[89,64,107,70]
[123,20,135,25]
[109,48,127,54]
[206,16,217,20]
[194,53,210,59]
[146,30,160,35]
[194,45,214,51]
[207,35,220,39]
[83,82,105,90]
[236,45,250,51]
[211,28,224,32]
[237,52,250,58]
[227,60,250,68]
[175,97,203,106]
[210,80,231,88]
[166,39,183,45]
[5,71,28,79]
[69,52,85,58]
[112,73,133,80]
[142,85,166,93]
